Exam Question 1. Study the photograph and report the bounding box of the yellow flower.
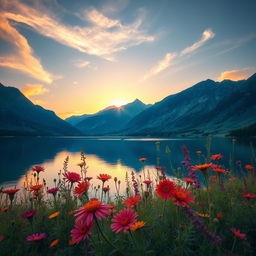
[196,212,210,218]
[48,211,60,219]
[130,221,146,231]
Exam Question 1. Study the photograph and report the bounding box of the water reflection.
[0,136,255,193]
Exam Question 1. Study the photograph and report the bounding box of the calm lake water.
[0,136,255,194]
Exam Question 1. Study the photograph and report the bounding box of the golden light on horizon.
[110,99,129,107]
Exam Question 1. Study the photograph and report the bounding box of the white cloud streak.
[217,68,255,81]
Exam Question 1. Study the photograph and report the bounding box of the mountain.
[65,114,92,126]
[122,74,256,136]
[0,82,81,136]
[68,99,150,135]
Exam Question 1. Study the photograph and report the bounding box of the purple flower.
[21,210,37,220]
[131,171,139,196]
[47,187,59,195]
[26,233,47,242]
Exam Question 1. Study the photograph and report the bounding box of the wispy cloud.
[0,17,54,83]
[74,60,91,68]
[142,29,215,81]
[21,83,49,97]
[180,29,215,56]
[217,68,255,81]
[1,0,154,61]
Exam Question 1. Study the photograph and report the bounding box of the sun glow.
[111,99,128,107]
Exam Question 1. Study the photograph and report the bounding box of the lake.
[0,136,255,195]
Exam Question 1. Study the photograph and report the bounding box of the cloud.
[180,29,215,56]
[142,29,215,81]
[1,1,154,61]
[0,17,54,83]
[217,68,255,81]
[74,60,91,68]
[21,83,49,97]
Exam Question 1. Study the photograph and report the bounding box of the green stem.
[231,237,237,253]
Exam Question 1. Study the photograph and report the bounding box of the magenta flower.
[26,233,47,241]
[63,172,81,183]
[111,208,138,233]
[21,210,37,220]
[70,220,93,244]
[47,187,59,195]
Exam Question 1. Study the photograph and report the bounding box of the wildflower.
[70,220,93,244]
[156,179,177,200]
[155,166,166,171]
[49,239,60,248]
[130,221,145,231]
[48,211,60,219]
[139,158,147,162]
[124,195,141,208]
[74,181,90,197]
[32,166,44,173]
[245,164,254,170]
[2,207,8,212]
[30,185,43,191]
[63,172,81,183]
[3,188,20,202]
[210,154,223,160]
[26,233,47,241]
[111,208,138,233]
[143,180,152,185]
[97,174,111,182]
[21,210,36,220]
[213,168,228,174]
[183,178,195,184]
[172,187,195,207]
[196,151,202,154]
[196,212,210,218]
[231,228,247,240]
[243,193,256,199]
[47,187,59,195]
[194,163,213,172]
[217,212,224,218]
[75,199,109,224]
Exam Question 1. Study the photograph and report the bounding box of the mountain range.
[1,73,255,136]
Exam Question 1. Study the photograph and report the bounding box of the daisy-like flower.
[97,174,111,182]
[245,164,254,170]
[139,158,147,162]
[70,220,93,244]
[193,163,213,172]
[49,239,60,248]
[21,210,37,220]
[3,189,20,195]
[243,193,256,199]
[130,221,145,231]
[111,208,138,233]
[30,185,43,191]
[48,211,60,219]
[32,166,44,173]
[196,212,210,218]
[172,187,194,207]
[47,187,59,195]
[124,195,141,208]
[26,233,47,242]
[74,181,90,197]
[156,179,177,200]
[213,168,228,174]
[75,199,109,224]
[183,178,195,184]
[231,228,247,240]
[63,172,81,183]
[210,154,223,160]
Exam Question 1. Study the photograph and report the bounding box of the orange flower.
[196,212,210,218]
[210,154,223,160]
[130,221,145,231]
[156,179,177,200]
[48,211,60,219]
[97,174,111,182]
[217,212,224,218]
[183,178,194,184]
[124,195,141,208]
[172,187,195,207]
[245,164,254,170]
[194,163,213,172]
[231,228,247,240]
[213,168,228,174]
[49,239,60,248]
[139,158,147,162]
[74,181,90,197]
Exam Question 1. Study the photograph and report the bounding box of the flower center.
[84,200,101,212]
[161,184,171,193]
[119,217,130,226]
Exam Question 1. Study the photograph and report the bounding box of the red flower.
[217,212,224,218]
[213,168,228,174]
[143,180,152,185]
[111,208,138,233]
[30,185,43,191]
[210,154,223,160]
[97,174,111,182]
[70,220,93,244]
[124,195,141,208]
[172,187,194,207]
[155,166,166,171]
[103,186,110,192]
[193,163,213,172]
[156,179,177,200]
[74,181,90,197]
[139,158,147,162]
[26,233,47,241]
[47,187,59,195]
[231,228,247,240]
[32,166,44,173]
[3,189,20,195]
[183,178,194,184]
[243,193,256,199]
[2,207,8,212]
[245,164,254,170]
[63,172,81,183]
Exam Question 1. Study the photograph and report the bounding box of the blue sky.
[0,0,255,118]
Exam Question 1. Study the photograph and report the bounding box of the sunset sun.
[111,99,128,107]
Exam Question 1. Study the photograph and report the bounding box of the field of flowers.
[0,148,256,256]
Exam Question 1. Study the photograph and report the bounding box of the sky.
[0,0,255,119]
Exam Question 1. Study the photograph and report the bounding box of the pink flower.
[231,228,247,240]
[21,210,37,220]
[47,187,59,195]
[26,233,47,241]
[74,199,109,224]
[70,220,93,244]
[63,172,81,183]
[111,208,138,233]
